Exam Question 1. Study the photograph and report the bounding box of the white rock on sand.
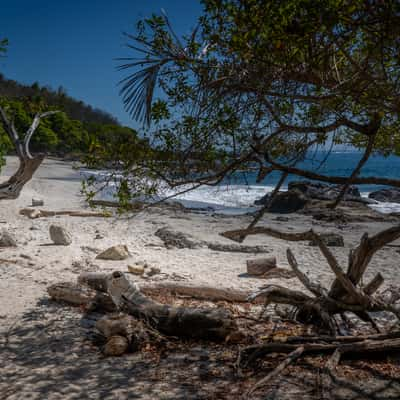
[49,224,72,245]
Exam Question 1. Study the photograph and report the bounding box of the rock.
[254,190,308,213]
[49,224,72,246]
[288,181,361,200]
[146,266,161,277]
[32,198,44,207]
[0,230,17,247]
[155,227,202,249]
[275,216,289,222]
[308,233,344,247]
[95,233,104,240]
[96,245,129,260]
[102,335,129,356]
[127,264,145,275]
[369,188,400,203]
[246,257,277,275]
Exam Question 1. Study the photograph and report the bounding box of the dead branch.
[20,208,110,219]
[0,107,59,200]
[245,346,304,397]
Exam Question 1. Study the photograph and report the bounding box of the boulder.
[368,188,400,203]
[308,233,344,247]
[49,224,72,246]
[288,181,361,201]
[0,230,17,247]
[254,190,308,213]
[97,245,129,260]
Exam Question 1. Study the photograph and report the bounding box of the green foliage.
[101,0,400,203]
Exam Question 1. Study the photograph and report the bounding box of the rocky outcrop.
[254,190,308,213]
[288,181,361,201]
[254,181,374,213]
[49,224,72,246]
[368,188,400,203]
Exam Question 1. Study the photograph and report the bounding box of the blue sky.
[0,0,203,128]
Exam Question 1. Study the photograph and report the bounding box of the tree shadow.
[1,299,399,400]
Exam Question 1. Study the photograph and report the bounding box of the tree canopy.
[100,0,400,206]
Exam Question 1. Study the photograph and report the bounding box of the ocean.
[84,151,400,214]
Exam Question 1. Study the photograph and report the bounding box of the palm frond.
[118,62,164,126]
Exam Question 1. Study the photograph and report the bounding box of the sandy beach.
[1,157,400,399]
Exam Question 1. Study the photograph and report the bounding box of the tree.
[82,2,400,331]
[103,0,400,209]
[0,39,59,199]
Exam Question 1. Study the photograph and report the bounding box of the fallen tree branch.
[20,208,111,219]
[49,273,240,341]
[78,272,263,303]
[245,346,304,397]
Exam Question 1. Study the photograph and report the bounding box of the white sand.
[1,156,399,399]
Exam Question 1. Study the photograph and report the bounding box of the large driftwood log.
[105,271,238,340]
[50,273,239,341]
[0,107,58,200]
[78,272,261,303]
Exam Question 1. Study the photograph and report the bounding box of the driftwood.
[50,273,239,341]
[241,335,400,364]
[47,282,116,311]
[20,208,110,219]
[0,108,58,200]
[105,271,237,340]
[223,225,400,332]
[245,346,305,397]
[78,272,262,303]
[155,227,270,253]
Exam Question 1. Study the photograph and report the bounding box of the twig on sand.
[245,346,304,397]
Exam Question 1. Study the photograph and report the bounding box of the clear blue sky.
[0,0,203,128]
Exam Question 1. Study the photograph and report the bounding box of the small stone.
[127,265,145,275]
[146,266,161,277]
[102,335,129,356]
[0,230,17,247]
[32,198,44,207]
[49,224,72,246]
[95,233,104,240]
[96,245,129,260]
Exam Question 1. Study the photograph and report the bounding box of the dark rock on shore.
[254,181,374,213]
[288,181,362,201]
[254,190,308,213]
[369,188,400,203]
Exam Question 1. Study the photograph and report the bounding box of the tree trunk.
[0,156,44,200]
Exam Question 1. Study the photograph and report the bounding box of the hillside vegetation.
[0,74,146,162]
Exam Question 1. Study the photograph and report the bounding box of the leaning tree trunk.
[0,107,58,200]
